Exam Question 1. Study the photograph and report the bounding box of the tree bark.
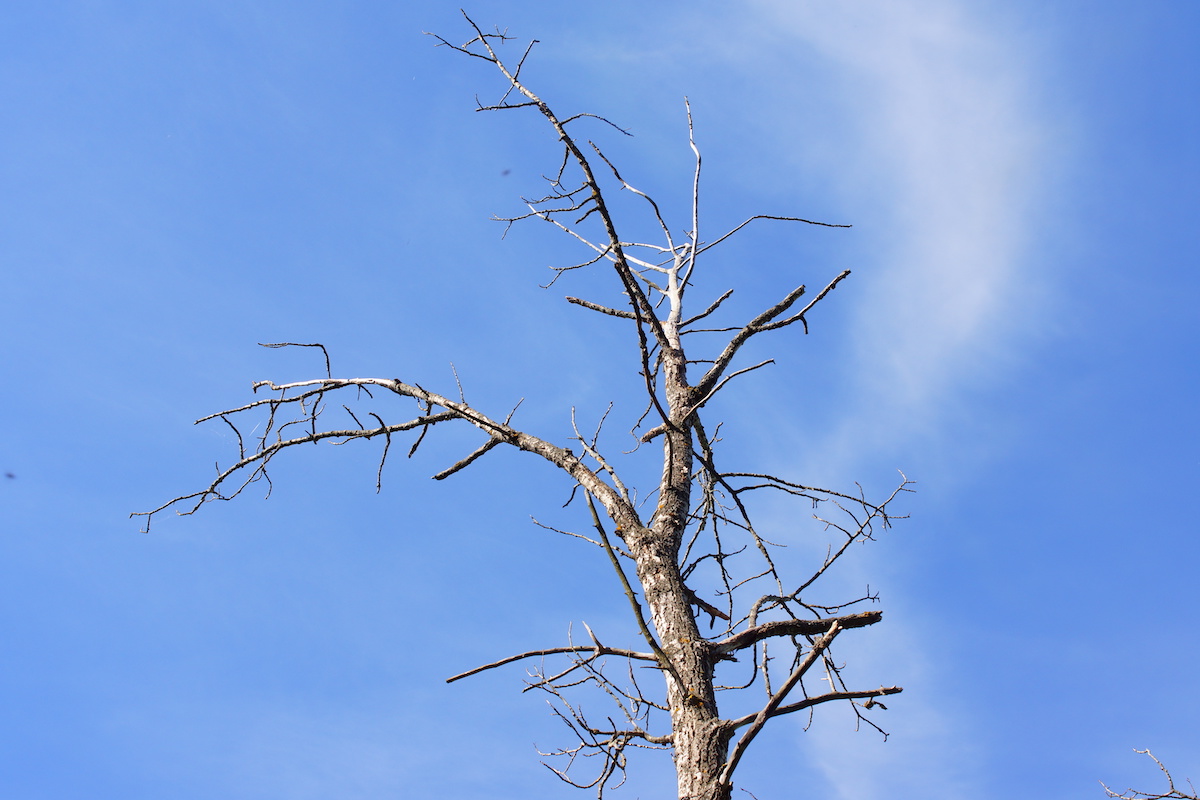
[627,524,734,799]
[628,340,735,800]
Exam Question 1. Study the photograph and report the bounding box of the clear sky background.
[2,2,1197,798]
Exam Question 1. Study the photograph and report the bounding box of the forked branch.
[1103,751,1199,800]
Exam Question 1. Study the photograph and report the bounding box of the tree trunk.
[630,345,735,799]
[627,520,733,800]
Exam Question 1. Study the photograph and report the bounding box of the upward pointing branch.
[695,269,851,401]
[446,12,671,355]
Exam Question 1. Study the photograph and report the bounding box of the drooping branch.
[133,370,639,533]
[533,655,673,794]
[132,411,457,527]
[698,214,851,256]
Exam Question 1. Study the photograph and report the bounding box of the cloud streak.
[747,0,1051,475]
[728,2,1053,797]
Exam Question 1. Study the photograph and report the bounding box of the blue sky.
[2,2,1197,798]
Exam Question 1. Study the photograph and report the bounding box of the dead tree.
[1103,751,1199,800]
[136,15,910,800]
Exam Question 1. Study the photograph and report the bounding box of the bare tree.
[1103,751,1199,800]
[136,15,910,800]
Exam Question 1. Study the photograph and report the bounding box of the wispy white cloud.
[755,1,1051,473]
[719,2,1054,797]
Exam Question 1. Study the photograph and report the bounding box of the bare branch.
[691,359,774,410]
[726,686,903,731]
[432,436,504,480]
[719,622,843,787]
[758,268,852,334]
[133,373,641,533]
[698,215,851,257]
[694,284,807,399]
[566,296,637,319]
[713,611,883,656]
[132,413,458,530]
[682,97,701,290]
[682,289,734,328]
[589,140,676,252]
[1103,750,1199,800]
[259,342,331,378]
[446,643,658,683]
[453,13,670,351]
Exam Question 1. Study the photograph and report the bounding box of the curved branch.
[134,374,639,532]
[697,214,850,256]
